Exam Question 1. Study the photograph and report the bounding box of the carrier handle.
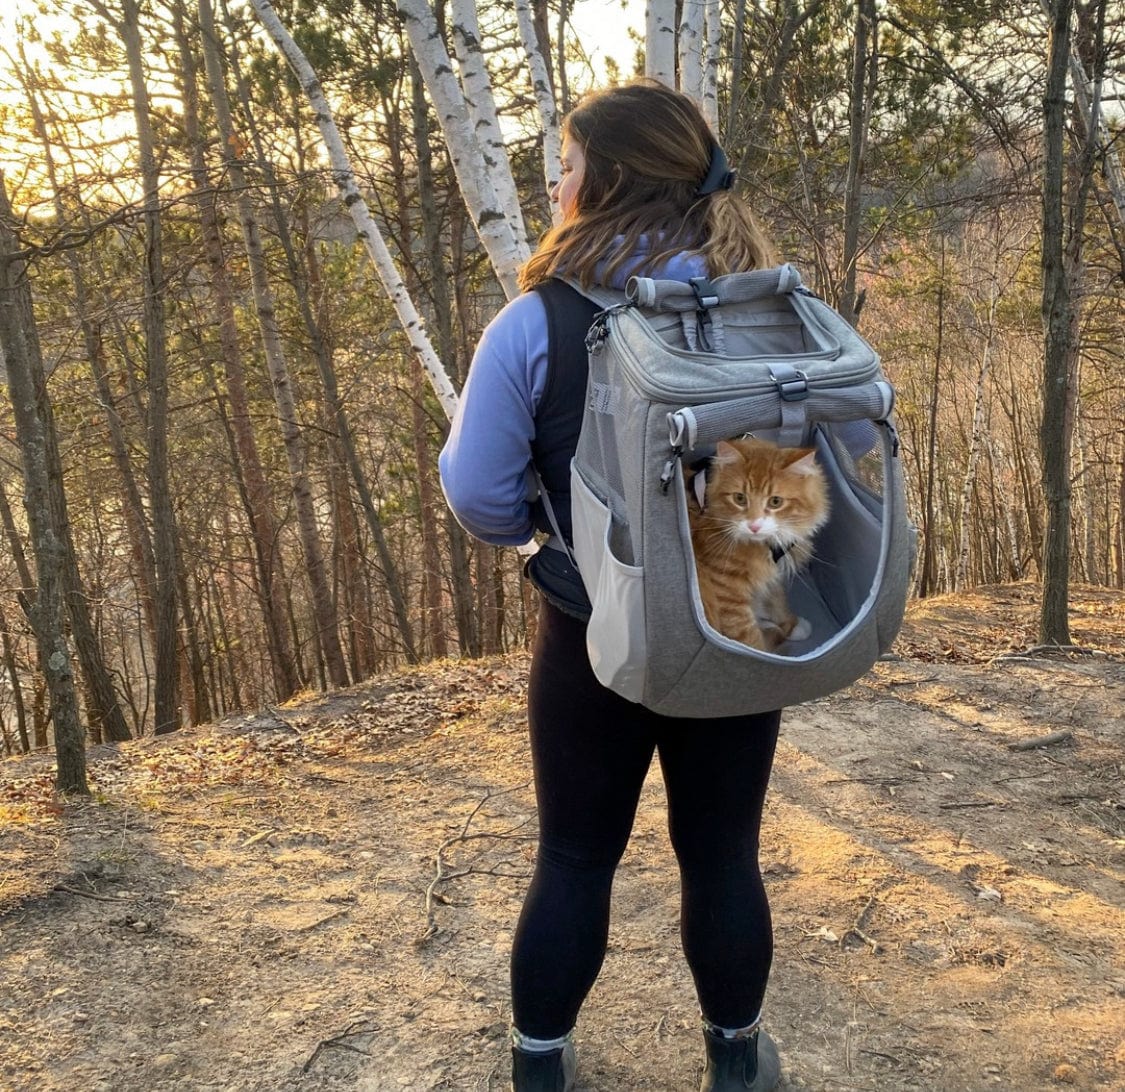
[667,381,894,450]
[627,264,803,311]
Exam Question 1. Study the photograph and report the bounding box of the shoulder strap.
[534,278,600,412]
[529,279,602,566]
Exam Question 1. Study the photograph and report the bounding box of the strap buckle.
[773,368,808,402]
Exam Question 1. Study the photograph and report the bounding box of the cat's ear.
[785,449,819,476]
[714,440,740,465]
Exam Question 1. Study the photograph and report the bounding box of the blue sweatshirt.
[439,248,707,546]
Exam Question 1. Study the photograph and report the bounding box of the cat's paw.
[788,616,812,641]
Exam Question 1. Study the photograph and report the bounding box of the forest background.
[0,0,1121,791]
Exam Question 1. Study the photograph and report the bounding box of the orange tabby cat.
[686,436,829,650]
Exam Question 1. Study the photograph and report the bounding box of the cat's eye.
[731,492,747,506]
[767,495,784,509]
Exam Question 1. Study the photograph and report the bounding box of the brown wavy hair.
[519,80,776,292]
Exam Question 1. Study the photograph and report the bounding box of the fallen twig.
[841,894,881,954]
[824,776,921,786]
[302,1021,375,1073]
[884,674,939,686]
[938,800,1003,809]
[52,884,126,904]
[296,907,350,932]
[1008,729,1072,751]
[417,785,533,943]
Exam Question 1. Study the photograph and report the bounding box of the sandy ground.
[1,582,1123,1092]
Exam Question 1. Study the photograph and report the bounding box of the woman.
[440,80,783,1092]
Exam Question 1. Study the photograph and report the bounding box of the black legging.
[511,598,781,1039]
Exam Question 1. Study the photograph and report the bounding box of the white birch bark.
[701,0,721,133]
[987,436,1024,580]
[397,0,527,298]
[1074,410,1098,581]
[646,0,676,87]
[514,0,562,208]
[954,283,998,590]
[248,0,459,419]
[678,0,704,106]
[450,0,528,252]
[1066,49,1124,228]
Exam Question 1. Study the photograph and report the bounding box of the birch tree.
[450,0,528,251]
[646,0,677,86]
[397,0,528,298]
[248,0,459,417]
[701,0,720,132]
[219,2,419,663]
[954,280,999,590]
[678,0,705,105]
[514,0,562,203]
[676,0,720,129]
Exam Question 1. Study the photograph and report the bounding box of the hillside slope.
[1,583,1123,1091]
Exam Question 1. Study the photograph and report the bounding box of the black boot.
[511,1039,577,1092]
[700,1024,781,1091]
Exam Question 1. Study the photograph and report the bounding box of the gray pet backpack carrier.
[552,262,914,718]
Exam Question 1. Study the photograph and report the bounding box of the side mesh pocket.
[571,464,646,703]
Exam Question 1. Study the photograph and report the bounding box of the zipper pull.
[585,312,611,354]
[660,446,683,493]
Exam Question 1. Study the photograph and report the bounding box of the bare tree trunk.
[249,0,459,413]
[701,0,721,132]
[327,443,377,679]
[475,547,500,656]
[1051,0,1125,233]
[200,0,350,688]
[409,355,449,659]
[1040,0,1091,644]
[553,0,572,114]
[732,0,825,179]
[839,0,877,325]
[918,237,945,598]
[219,19,419,666]
[955,283,999,590]
[987,437,1023,581]
[1074,416,1098,582]
[515,0,562,204]
[0,177,87,793]
[646,0,677,86]
[411,62,477,654]
[16,53,137,743]
[109,0,180,733]
[725,0,748,145]
[172,0,301,701]
[0,601,30,753]
[450,0,528,252]
[678,0,705,104]
[396,0,527,297]
[1114,435,1125,589]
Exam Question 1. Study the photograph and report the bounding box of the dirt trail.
[1,583,1123,1091]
